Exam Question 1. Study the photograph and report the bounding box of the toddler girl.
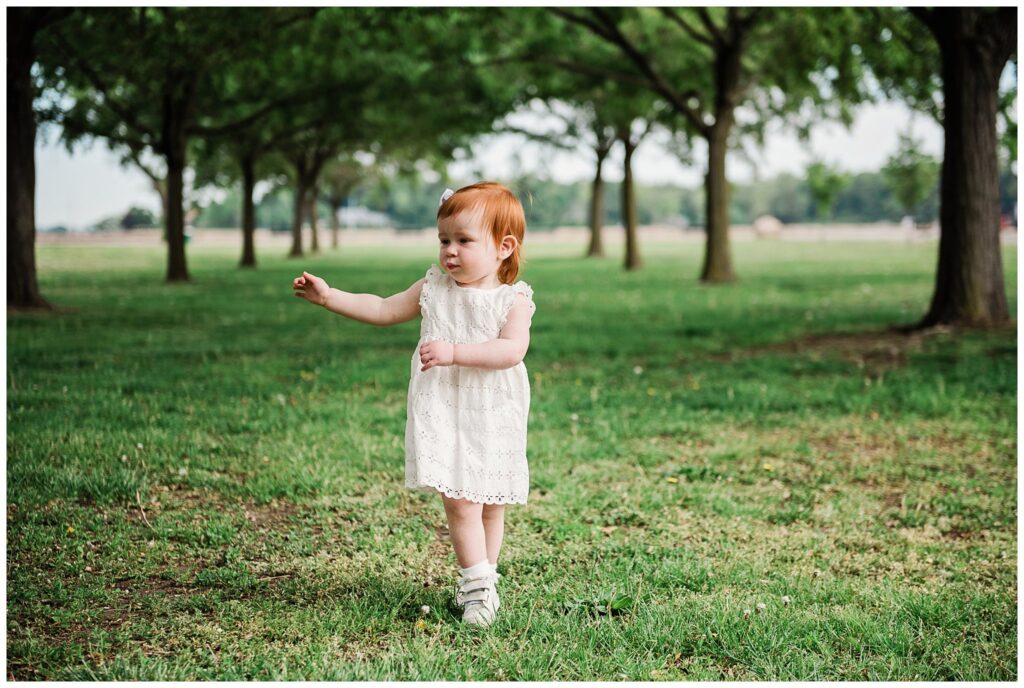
[292,182,536,627]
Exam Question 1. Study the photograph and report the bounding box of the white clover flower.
[633,366,643,375]
[743,608,752,619]
[782,595,791,606]
[756,602,766,614]
[420,605,431,615]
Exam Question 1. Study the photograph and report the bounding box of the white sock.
[460,560,492,579]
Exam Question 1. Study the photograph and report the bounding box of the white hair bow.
[438,187,455,208]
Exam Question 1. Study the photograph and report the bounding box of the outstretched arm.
[292,271,423,326]
[419,294,534,371]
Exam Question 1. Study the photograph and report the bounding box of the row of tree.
[9,7,1016,328]
[188,157,972,233]
[142,118,1018,232]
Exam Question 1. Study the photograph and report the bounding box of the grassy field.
[7,238,1017,680]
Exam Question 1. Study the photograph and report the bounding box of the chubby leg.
[441,495,487,568]
[481,503,506,566]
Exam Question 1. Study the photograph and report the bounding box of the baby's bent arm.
[323,278,424,326]
[451,294,533,369]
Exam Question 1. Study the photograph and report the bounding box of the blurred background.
[16,6,1015,237]
[9,6,1017,322]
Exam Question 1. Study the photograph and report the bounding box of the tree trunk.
[162,92,189,282]
[586,148,607,258]
[239,153,257,268]
[289,180,306,257]
[918,9,1012,327]
[7,10,50,309]
[699,24,747,284]
[330,195,344,249]
[308,184,320,253]
[621,137,641,271]
[701,120,737,283]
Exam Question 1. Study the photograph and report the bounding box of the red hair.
[436,182,526,284]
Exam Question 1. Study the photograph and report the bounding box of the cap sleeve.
[419,264,445,311]
[499,280,536,330]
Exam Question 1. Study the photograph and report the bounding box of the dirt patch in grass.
[880,491,905,511]
[753,327,932,354]
[11,563,302,676]
[10,491,310,665]
[241,501,299,528]
[124,487,303,537]
[716,326,938,375]
[111,572,194,596]
[719,323,1015,376]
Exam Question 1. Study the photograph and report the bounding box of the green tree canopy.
[538,7,870,282]
[805,159,850,222]
[880,130,940,220]
[40,7,318,281]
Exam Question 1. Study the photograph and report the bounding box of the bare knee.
[442,495,483,521]
[482,504,505,522]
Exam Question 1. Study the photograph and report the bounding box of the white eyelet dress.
[405,265,535,504]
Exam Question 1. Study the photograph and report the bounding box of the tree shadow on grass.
[714,322,1014,365]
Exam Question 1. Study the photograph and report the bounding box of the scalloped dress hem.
[406,480,529,506]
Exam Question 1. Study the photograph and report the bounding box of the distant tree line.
[188,164,1016,232]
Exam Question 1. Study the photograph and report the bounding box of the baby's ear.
[500,234,519,258]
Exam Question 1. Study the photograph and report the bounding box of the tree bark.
[239,153,257,268]
[308,184,320,253]
[288,150,330,257]
[917,8,1013,327]
[289,180,307,258]
[701,120,737,282]
[330,195,344,249]
[586,147,608,258]
[7,9,51,309]
[162,91,189,282]
[621,136,642,271]
[699,30,744,284]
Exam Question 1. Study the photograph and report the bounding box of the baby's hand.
[292,271,329,306]
[419,340,455,372]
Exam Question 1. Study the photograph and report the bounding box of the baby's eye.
[440,239,449,245]
[459,239,470,244]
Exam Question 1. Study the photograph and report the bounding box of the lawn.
[6,237,1017,680]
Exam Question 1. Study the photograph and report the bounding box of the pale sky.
[35,100,946,230]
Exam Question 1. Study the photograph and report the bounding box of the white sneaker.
[456,572,499,627]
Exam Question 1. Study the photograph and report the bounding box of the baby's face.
[437,208,503,289]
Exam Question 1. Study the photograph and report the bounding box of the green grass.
[7,237,1017,680]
